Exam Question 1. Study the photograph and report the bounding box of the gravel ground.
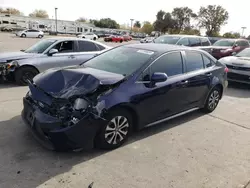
[0,32,250,188]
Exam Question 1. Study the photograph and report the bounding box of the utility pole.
[55,8,58,34]
[130,19,134,32]
[241,27,246,37]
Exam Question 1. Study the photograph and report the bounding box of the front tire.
[202,87,222,113]
[21,34,26,38]
[93,37,96,40]
[95,109,133,150]
[120,40,123,43]
[38,35,43,38]
[14,66,39,86]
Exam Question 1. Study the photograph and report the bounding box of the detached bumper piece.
[22,97,102,151]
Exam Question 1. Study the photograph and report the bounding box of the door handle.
[206,72,212,76]
[176,80,189,87]
[68,55,75,59]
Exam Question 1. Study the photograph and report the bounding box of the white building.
[0,13,94,34]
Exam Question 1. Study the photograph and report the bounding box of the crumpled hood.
[32,66,125,99]
[0,51,39,63]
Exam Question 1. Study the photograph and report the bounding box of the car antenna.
[88,182,94,188]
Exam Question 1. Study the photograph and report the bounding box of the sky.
[1,0,250,36]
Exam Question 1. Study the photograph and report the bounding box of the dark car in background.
[154,35,211,47]
[199,38,250,59]
[22,43,227,151]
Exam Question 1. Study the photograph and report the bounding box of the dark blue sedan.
[21,43,228,151]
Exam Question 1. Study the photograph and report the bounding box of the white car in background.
[16,29,44,38]
[77,32,98,40]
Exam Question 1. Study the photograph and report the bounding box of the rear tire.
[38,35,43,38]
[21,34,26,38]
[201,86,222,113]
[93,37,96,40]
[120,40,123,43]
[95,109,133,150]
[14,66,39,86]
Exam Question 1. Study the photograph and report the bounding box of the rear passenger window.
[150,52,183,77]
[177,38,189,46]
[202,55,213,68]
[200,38,210,46]
[95,44,106,50]
[185,51,204,72]
[188,38,201,47]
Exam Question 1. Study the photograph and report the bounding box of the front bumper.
[21,97,104,151]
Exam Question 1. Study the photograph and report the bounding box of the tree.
[133,21,141,28]
[93,18,119,29]
[153,10,177,33]
[171,7,196,33]
[76,17,87,22]
[180,26,200,35]
[141,21,154,34]
[223,32,240,38]
[29,9,49,18]
[197,5,229,37]
[0,7,22,15]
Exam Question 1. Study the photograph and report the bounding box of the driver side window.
[53,41,74,53]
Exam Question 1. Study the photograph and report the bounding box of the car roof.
[124,43,204,53]
[160,34,208,38]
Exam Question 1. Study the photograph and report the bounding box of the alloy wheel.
[104,116,129,145]
[208,90,220,110]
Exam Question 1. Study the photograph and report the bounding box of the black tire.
[82,36,85,38]
[201,86,222,113]
[120,40,123,43]
[95,109,133,150]
[14,66,39,86]
[93,37,96,40]
[21,34,26,38]
[38,35,43,38]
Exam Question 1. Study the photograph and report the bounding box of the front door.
[38,40,79,72]
[133,51,189,126]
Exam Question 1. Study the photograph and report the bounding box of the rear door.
[181,50,214,108]
[75,40,103,64]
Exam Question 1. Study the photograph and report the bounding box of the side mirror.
[233,44,238,48]
[48,49,58,56]
[151,72,168,83]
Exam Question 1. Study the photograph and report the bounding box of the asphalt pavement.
[0,32,250,188]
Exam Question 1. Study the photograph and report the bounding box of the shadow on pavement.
[0,82,23,90]
[0,111,203,187]
[224,82,250,98]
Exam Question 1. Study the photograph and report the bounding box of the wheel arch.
[203,83,224,106]
[16,64,40,74]
[108,103,140,131]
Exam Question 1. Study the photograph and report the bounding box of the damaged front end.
[0,61,19,81]
[22,67,125,151]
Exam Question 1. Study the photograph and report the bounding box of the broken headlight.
[73,98,89,111]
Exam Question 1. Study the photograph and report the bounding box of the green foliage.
[29,9,49,18]
[0,7,23,15]
[141,21,154,34]
[134,21,141,28]
[197,5,229,37]
[223,32,240,38]
[93,18,120,29]
[76,17,87,23]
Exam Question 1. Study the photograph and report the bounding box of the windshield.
[24,39,57,53]
[154,35,181,44]
[213,39,235,47]
[235,48,250,57]
[83,46,155,76]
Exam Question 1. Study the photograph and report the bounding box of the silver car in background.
[16,29,44,38]
[1,38,110,85]
[219,48,250,84]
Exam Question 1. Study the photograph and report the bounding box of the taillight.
[224,67,229,73]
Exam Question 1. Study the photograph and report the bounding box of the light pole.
[241,27,246,37]
[130,19,134,32]
[55,8,58,34]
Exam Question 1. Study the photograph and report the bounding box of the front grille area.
[227,72,250,82]
[227,65,250,71]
